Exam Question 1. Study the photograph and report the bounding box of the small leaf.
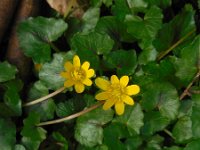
[145,0,172,9]
[172,116,193,143]
[113,104,144,135]
[14,145,26,150]
[82,7,100,33]
[103,49,137,76]
[125,6,163,41]
[39,52,74,90]
[125,137,142,150]
[56,101,75,117]
[141,111,170,136]
[52,132,68,150]
[173,35,200,86]
[17,16,68,63]
[0,61,17,83]
[191,102,200,138]
[3,80,23,116]
[0,119,16,150]
[184,139,200,150]
[141,81,180,120]
[21,112,46,150]
[146,135,164,150]
[75,107,114,147]
[27,81,56,121]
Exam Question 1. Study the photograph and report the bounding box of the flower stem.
[164,129,175,139]
[157,29,195,61]
[23,87,66,107]
[180,70,200,100]
[49,42,60,52]
[37,102,103,126]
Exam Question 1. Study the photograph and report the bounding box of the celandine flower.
[95,75,140,115]
[60,55,95,93]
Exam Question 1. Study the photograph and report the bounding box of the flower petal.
[103,99,116,110]
[95,77,110,90]
[60,72,67,78]
[111,75,119,84]
[82,61,90,70]
[115,101,125,115]
[64,80,74,87]
[126,85,140,95]
[122,95,134,105]
[64,61,73,71]
[73,55,81,67]
[75,83,85,93]
[82,78,92,86]
[120,76,129,87]
[87,69,95,78]
[95,92,109,100]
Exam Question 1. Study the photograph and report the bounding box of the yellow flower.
[95,75,140,115]
[60,55,95,93]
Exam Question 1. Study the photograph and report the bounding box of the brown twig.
[157,29,195,61]
[180,70,200,100]
[37,102,103,126]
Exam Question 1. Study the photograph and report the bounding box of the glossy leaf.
[0,119,16,150]
[184,139,200,150]
[0,61,17,83]
[113,104,144,135]
[17,16,68,63]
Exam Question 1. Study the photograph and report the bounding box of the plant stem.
[164,129,175,139]
[49,42,60,52]
[23,87,66,107]
[157,29,195,61]
[37,102,103,126]
[180,70,200,100]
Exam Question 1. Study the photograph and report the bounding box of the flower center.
[71,67,86,81]
[109,84,125,100]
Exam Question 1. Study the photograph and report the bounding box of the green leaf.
[191,103,200,138]
[14,145,26,150]
[95,16,134,43]
[39,52,74,90]
[125,6,163,41]
[21,112,46,150]
[154,5,195,53]
[141,111,170,136]
[0,119,16,150]
[3,80,23,116]
[17,16,68,63]
[82,7,100,33]
[0,61,17,83]
[146,135,164,150]
[52,132,68,150]
[27,81,56,121]
[141,82,180,120]
[75,107,114,147]
[178,100,193,118]
[103,123,129,150]
[145,0,172,8]
[111,0,131,21]
[103,49,137,75]
[172,116,193,143]
[173,35,200,86]
[56,101,75,117]
[127,0,147,11]
[125,136,142,150]
[164,146,183,150]
[184,139,200,150]
[71,32,114,69]
[113,104,144,135]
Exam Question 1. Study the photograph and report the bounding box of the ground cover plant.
[0,0,200,149]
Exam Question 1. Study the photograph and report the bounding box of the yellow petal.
[60,72,70,79]
[82,78,92,86]
[64,80,74,87]
[126,85,140,95]
[73,55,81,67]
[103,99,116,110]
[64,61,73,71]
[111,75,119,84]
[75,83,85,93]
[95,92,109,100]
[120,76,129,87]
[82,61,90,70]
[87,69,95,78]
[95,78,110,90]
[122,95,134,105]
[115,101,125,115]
